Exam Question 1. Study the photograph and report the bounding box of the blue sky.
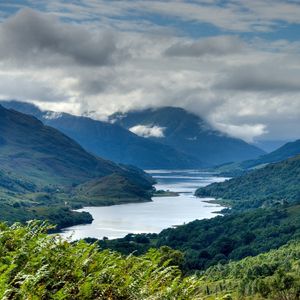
[1,0,300,40]
[0,0,299,142]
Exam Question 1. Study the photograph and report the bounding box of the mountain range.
[1,101,265,168]
[0,101,204,169]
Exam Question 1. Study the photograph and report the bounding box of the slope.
[0,105,154,227]
[0,101,204,169]
[215,138,300,176]
[196,154,300,210]
[111,106,265,165]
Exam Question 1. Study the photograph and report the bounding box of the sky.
[0,0,299,143]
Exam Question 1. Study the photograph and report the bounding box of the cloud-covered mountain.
[1,101,204,169]
[111,106,265,165]
[0,104,153,192]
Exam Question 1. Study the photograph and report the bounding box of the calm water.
[60,170,228,240]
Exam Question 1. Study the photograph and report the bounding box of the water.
[60,170,228,240]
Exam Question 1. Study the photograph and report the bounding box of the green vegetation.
[75,173,152,205]
[100,204,300,272]
[0,105,154,228]
[196,155,300,210]
[0,203,93,229]
[201,241,300,299]
[0,221,203,299]
[1,221,299,299]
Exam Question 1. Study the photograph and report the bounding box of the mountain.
[0,104,153,189]
[0,105,154,227]
[253,139,290,152]
[246,139,300,167]
[110,106,265,166]
[0,101,204,169]
[216,139,300,175]
[196,154,300,210]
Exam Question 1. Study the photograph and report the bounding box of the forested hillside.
[100,204,300,271]
[201,241,300,299]
[196,154,300,210]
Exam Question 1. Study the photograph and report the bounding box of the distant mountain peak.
[111,106,265,165]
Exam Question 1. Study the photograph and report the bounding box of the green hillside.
[100,204,300,272]
[196,155,300,210]
[201,241,300,299]
[0,221,299,299]
[0,105,152,188]
[0,105,154,228]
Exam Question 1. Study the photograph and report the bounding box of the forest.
[100,204,300,271]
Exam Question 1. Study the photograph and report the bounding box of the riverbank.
[60,170,228,240]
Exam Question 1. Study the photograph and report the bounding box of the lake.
[60,170,228,240]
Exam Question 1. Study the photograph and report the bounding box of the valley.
[60,170,228,240]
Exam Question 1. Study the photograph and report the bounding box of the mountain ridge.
[0,101,205,169]
[0,104,154,227]
[215,138,300,176]
[111,106,265,165]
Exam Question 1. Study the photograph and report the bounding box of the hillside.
[101,204,300,271]
[0,101,204,169]
[196,155,300,210]
[111,106,265,165]
[243,138,300,168]
[0,221,203,299]
[1,221,299,299]
[202,240,300,299]
[0,105,154,227]
[215,138,300,176]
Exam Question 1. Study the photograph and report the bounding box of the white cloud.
[214,122,268,143]
[129,125,165,138]
[0,6,299,143]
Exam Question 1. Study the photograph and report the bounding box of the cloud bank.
[0,2,299,142]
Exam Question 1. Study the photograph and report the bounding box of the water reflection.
[60,170,228,240]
